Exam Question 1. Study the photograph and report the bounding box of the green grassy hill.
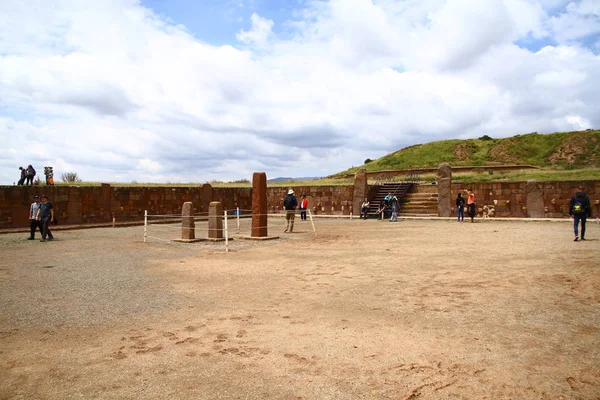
[334,130,600,177]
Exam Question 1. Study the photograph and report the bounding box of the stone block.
[208,201,223,239]
[181,201,195,240]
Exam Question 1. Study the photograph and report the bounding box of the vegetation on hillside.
[334,129,600,177]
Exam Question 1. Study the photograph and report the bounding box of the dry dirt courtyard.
[1,217,599,399]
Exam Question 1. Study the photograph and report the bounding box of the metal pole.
[224,210,229,253]
[144,210,148,243]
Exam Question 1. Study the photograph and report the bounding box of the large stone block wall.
[0,184,354,229]
[450,180,600,218]
[1,180,598,229]
[266,186,355,215]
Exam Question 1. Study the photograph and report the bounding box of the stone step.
[403,201,438,206]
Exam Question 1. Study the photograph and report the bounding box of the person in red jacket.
[299,194,308,221]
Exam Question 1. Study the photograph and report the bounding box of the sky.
[1,0,599,184]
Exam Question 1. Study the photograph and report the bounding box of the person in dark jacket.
[18,167,26,185]
[283,189,298,233]
[25,165,36,185]
[456,192,465,222]
[36,195,55,242]
[569,185,592,241]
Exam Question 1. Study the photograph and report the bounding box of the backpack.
[572,199,586,215]
[283,196,295,209]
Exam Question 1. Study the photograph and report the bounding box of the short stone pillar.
[251,172,268,237]
[181,201,195,240]
[208,202,223,239]
[352,168,368,215]
[526,180,545,218]
[437,163,452,217]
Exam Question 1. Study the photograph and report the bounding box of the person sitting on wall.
[360,198,370,219]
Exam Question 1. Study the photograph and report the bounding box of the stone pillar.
[526,180,545,218]
[251,172,268,237]
[352,168,368,215]
[437,163,452,217]
[208,201,223,239]
[181,201,195,240]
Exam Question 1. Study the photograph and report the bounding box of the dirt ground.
[1,217,599,399]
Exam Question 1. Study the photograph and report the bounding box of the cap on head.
[33,195,40,199]
[288,189,295,195]
[41,195,48,199]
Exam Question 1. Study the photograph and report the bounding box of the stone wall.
[0,184,355,229]
[1,180,598,229]
[450,180,600,218]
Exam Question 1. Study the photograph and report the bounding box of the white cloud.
[0,0,599,184]
[236,13,274,47]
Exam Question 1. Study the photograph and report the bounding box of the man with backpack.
[569,185,592,241]
[283,189,298,233]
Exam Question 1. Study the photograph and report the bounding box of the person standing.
[283,189,298,233]
[36,195,55,242]
[456,192,465,222]
[299,194,308,221]
[25,165,36,185]
[360,198,370,219]
[28,195,42,240]
[18,167,26,185]
[465,188,476,223]
[389,196,399,222]
[569,185,592,241]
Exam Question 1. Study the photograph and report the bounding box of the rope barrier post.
[350,212,353,220]
[224,210,229,253]
[236,207,240,234]
[308,208,316,234]
[144,210,148,243]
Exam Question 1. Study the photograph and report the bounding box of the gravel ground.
[1,217,599,399]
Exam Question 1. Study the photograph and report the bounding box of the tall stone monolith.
[437,163,452,217]
[208,202,223,239]
[251,172,268,237]
[526,180,545,218]
[181,201,195,240]
[353,168,368,216]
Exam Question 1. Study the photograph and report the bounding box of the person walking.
[389,196,399,222]
[360,198,370,220]
[569,185,592,241]
[465,188,476,223]
[283,189,298,233]
[25,165,36,185]
[18,167,26,185]
[36,195,55,242]
[299,194,308,221]
[456,192,465,222]
[28,195,42,240]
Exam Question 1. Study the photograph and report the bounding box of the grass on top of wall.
[31,168,600,188]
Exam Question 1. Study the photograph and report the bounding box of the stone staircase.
[399,184,438,216]
[367,182,414,217]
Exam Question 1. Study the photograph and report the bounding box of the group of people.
[283,190,309,233]
[456,188,476,223]
[359,192,400,221]
[17,165,36,185]
[27,194,55,242]
[17,165,54,185]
